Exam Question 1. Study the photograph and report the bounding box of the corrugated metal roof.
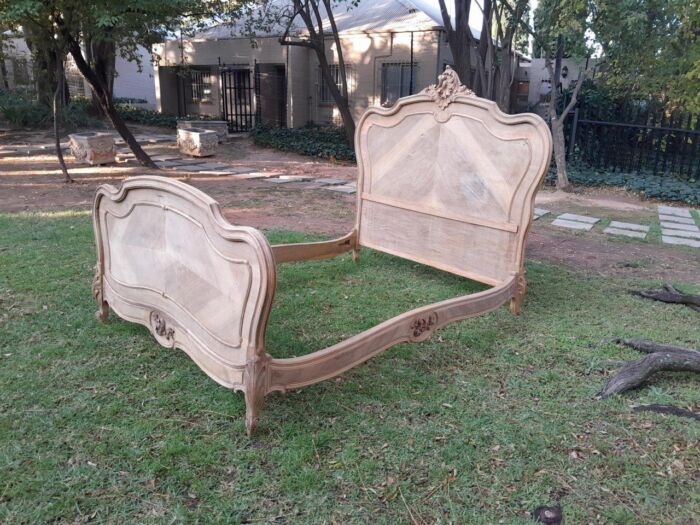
[192,0,482,40]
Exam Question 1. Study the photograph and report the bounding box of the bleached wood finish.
[93,68,551,435]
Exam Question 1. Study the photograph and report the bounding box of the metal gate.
[220,67,254,132]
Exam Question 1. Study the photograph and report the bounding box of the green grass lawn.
[1,212,698,524]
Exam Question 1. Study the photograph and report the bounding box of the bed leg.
[352,247,361,263]
[92,268,109,322]
[509,273,526,316]
[243,355,271,437]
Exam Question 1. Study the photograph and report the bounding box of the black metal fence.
[566,104,700,180]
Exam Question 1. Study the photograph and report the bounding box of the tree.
[589,0,700,113]
[525,0,592,191]
[437,0,530,112]
[274,0,357,144]
[0,0,227,169]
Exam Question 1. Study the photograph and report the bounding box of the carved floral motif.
[69,132,116,165]
[409,312,438,340]
[421,66,474,110]
[151,312,175,343]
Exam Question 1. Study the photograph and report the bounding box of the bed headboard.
[355,67,552,286]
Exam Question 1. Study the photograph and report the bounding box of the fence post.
[568,107,579,158]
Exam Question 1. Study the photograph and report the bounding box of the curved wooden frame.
[92,68,552,435]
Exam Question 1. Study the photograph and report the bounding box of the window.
[381,62,417,106]
[11,58,31,86]
[190,70,213,104]
[319,65,343,105]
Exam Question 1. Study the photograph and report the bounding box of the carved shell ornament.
[421,66,474,110]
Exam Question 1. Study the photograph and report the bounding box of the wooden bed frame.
[92,68,552,435]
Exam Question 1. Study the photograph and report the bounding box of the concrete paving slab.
[557,213,600,224]
[658,214,696,225]
[661,228,700,239]
[325,184,357,194]
[604,227,647,239]
[661,235,700,248]
[266,176,312,184]
[551,218,595,231]
[534,208,550,217]
[657,205,691,218]
[315,178,348,186]
[660,222,699,232]
[188,163,232,171]
[609,221,650,232]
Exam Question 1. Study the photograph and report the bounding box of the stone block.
[177,128,218,157]
[68,132,116,165]
[178,120,229,142]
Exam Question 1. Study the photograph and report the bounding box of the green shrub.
[251,124,355,161]
[115,104,178,128]
[0,91,101,129]
[0,90,51,128]
[547,162,699,204]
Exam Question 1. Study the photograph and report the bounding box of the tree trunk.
[53,60,72,183]
[67,42,156,169]
[88,38,116,109]
[551,116,572,192]
[598,349,700,399]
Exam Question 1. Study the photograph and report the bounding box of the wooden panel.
[93,176,276,389]
[355,67,552,286]
[360,200,515,285]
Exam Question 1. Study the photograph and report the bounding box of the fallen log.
[598,339,700,399]
[630,284,700,312]
[633,404,700,421]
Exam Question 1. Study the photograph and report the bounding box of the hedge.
[250,124,355,161]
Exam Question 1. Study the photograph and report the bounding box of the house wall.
[154,37,309,127]
[517,57,590,117]
[113,46,157,108]
[0,37,34,90]
[311,30,443,126]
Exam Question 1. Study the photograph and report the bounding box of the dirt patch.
[1,128,697,284]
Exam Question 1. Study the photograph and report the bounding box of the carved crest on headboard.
[421,66,474,109]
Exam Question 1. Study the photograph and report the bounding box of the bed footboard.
[92,176,277,434]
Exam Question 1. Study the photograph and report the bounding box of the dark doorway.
[221,67,254,132]
[255,64,287,128]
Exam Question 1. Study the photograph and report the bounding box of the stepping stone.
[325,184,356,194]
[661,228,700,239]
[315,178,348,186]
[534,208,550,218]
[188,163,232,171]
[266,176,311,184]
[658,214,696,225]
[155,160,184,168]
[604,227,647,239]
[662,235,700,248]
[151,154,182,162]
[551,218,595,231]
[660,222,699,232]
[609,221,650,232]
[657,205,691,218]
[171,158,207,166]
[224,167,256,174]
[557,213,600,224]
